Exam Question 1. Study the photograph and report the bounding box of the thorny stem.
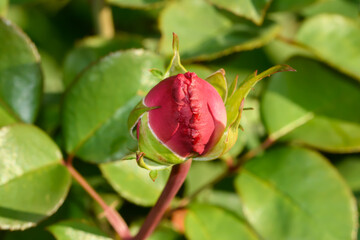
[62,155,131,240]
[134,159,193,240]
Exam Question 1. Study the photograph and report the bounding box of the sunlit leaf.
[63,36,143,88]
[0,18,42,126]
[208,0,272,25]
[337,156,360,192]
[301,0,359,19]
[0,124,71,230]
[159,0,280,61]
[100,160,170,206]
[185,204,258,240]
[106,0,164,8]
[262,57,360,152]
[296,14,360,82]
[48,220,112,240]
[235,147,357,240]
[62,49,164,163]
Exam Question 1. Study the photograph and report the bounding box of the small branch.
[176,137,275,209]
[134,159,193,240]
[91,0,115,38]
[232,136,275,171]
[62,157,131,240]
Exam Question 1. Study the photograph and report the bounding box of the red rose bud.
[127,33,295,170]
[143,72,226,158]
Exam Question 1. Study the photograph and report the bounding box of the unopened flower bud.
[127,33,295,170]
[143,72,226,158]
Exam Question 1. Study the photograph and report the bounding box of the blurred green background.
[0,0,359,239]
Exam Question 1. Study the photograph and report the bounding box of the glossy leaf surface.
[159,0,280,61]
[185,204,258,240]
[208,0,272,25]
[48,221,111,240]
[63,36,143,88]
[262,57,360,152]
[106,0,164,8]
[337,156,360,192]
[100,160,170,206]
[0,124,70,230]
[296,14,360,82]
[62,49,164,163]
[0,18,42,125]
[235,147,357,240]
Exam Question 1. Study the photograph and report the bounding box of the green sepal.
[194,100,245,161]
[149,170,158,182]
[127,100,159,139]
[205,68,228,103]
[163,33,187,78]
[228,75,238,99]
[137,113,185,169]
[122,153,137,160]
[149,68,164,80]
[226,64,295,128]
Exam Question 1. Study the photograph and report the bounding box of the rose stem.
[62,155,131,240]
[134,158,193,240]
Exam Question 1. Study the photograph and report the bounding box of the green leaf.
[131,222,182,240]
[3,226,55,240]
[7,7,68,61]
[159,0,280,61]
[336,156,360,192]
[9,0,68,8]
[296,14,360,82]
[36,94,62,135]
[264,39,314,64]
[62,49,164,163]
[262,57,360,152]
[63,35,143,88]
[147,226,182,240]
[106,0,164,8]
[0,124,71,230]
[196,190,245,219]
[100,159,170,206]
[205,69,228,102]
[185,204,258,240]
[235,147,357,240]
[0,0,7,16]
[208,0,272,25]
[269,0,317,11]
[40,51,64,94]
[185,161,227,196]
[301,0,360,19]
[0,18,42,125]
[48,220,112,240]
[208,49,273,87]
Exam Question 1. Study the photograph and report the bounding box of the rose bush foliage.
[0,0,359,239]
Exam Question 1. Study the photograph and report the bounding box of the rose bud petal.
[142,72,227,158]
[127,33,295,171]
